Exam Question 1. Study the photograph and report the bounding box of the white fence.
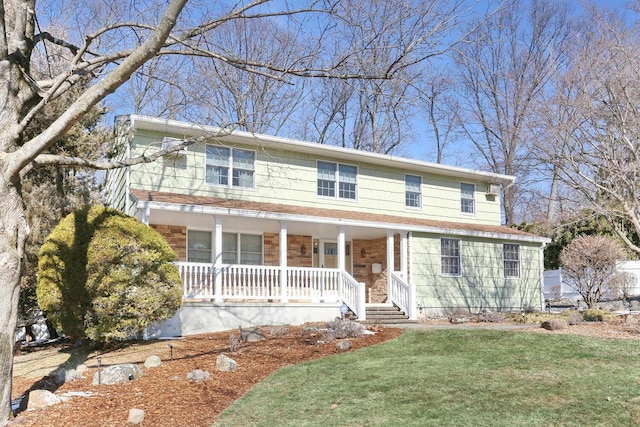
[544,260,640,301]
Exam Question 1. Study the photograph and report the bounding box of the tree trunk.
[547,165,560,224]
[0,175,27,424]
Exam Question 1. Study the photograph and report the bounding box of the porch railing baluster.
[176,263,370,319]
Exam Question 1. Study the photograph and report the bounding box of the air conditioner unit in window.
[486,184,501,196]
[161,137,187,157]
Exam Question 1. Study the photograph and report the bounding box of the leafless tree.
[299,0,468,153]
[452,0,573,225]
[0,0,467,422]
[415,68,462,163]
[560,234,627,308]
[551,7,640,256]
[185,18,308,134]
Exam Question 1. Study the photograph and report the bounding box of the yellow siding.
[411,233,543,312]
[127,129,503,226]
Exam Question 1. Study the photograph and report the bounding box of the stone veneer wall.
[263,232,312,267]
[353,234,406,303]
[151,224,187,261]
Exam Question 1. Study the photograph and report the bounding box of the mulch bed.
[9,325,402,427]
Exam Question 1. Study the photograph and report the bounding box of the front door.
[315,239,352,274]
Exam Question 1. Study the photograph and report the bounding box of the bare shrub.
[566,311,582,325]
[560,235,627,309]
[447,308,470,324]
[229,334,241,352]
[478,311,505,323]
[550,284,562,301]
[269,325,288,337]
[609,271,636,302]
[325,318,364,339]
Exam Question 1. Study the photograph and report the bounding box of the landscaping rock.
[27,389,61,410]
[335,340,353,351]
[216,354,238,372]
[128,408,145,425]
[541,318,567,331]
[144,355,162,368]
[93,363,143,385]
[240,327,265,342]
[187,369,210,382]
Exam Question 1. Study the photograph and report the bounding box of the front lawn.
[215,329,640,426]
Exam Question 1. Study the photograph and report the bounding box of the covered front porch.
[135,193,417,324]
[175,263,416,322]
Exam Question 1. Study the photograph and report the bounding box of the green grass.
[213,330,640,426]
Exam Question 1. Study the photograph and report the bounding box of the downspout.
[125,134,132,214]
[141,201,150,225]
[539,241,548,311]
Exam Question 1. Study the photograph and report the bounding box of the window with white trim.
[206,145,255,188]
[461,183,475,214]
[222,233,263,265]
[405,174,422,208]
[317,161,357,200]
[441,238,461,276]
[187,230,212,263]
[503,243,520,278]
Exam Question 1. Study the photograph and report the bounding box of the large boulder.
[240,327,265,342]
[93,363,143,385]
[27,389,61,410]
[187,369,210,382]
[216,354,238,372]
[128,408,145,425]
[335,340,353,352]
[144,355,162,369]
[541,318,568,331]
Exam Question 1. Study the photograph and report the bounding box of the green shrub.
[37,205,182,343]
[582,309,606,322]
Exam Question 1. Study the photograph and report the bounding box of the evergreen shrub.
[37,205,182,343]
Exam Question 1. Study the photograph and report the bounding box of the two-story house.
[106,115,549,336]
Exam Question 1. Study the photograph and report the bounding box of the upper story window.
[503,243,520,278]
[223,233,263,265]
[206,145,255,188]
[441,238,461,276]
[317,161,357,200]
[187,230,212,263]
[460,183,475,214]
[405,174,422,208]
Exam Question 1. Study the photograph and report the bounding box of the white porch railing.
[390,271,417,320]
[175,263,366,320]
[339,270,366,322]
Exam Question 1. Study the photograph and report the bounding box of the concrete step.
[361,305,418,324]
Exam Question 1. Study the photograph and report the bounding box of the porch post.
[400,232,407,278]
[213,217,223,302]
[387,231,394,302]
[337,227,346,271]
[280,222,288,303]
